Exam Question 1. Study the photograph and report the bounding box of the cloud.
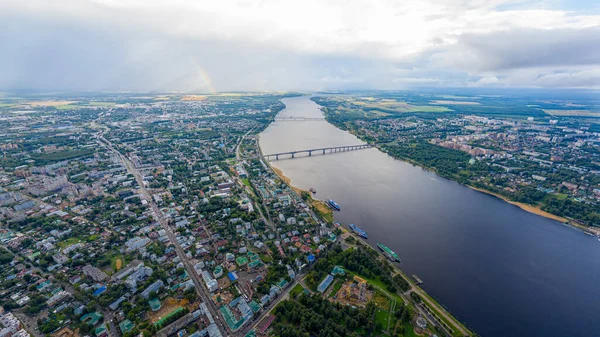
[0,0,598,91]
[436,27,600,72]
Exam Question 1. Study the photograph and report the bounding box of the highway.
[96,134,228,336]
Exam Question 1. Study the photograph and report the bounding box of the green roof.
[148,298,161,311]
[249,301,261,313]
[119,319,135,333]
[81,312,103,325]
[236,256,249,266]
[332,266,345,276]
[219,305,245,331]
[248,260,263,268]
[94,325,107,336]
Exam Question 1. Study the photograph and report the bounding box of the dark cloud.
[443,27,600,71]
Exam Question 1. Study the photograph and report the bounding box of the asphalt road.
[97,135,228,335]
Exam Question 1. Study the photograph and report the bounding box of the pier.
[263,144,374,160]
[412,274,423,285]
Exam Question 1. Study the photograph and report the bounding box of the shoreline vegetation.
[467,186,600,235]
[270,164,474,336]
[374,147,600,235]
[314,105,599,235]
[260,119,473,336]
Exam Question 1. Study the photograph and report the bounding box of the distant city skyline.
[1,0,599,92]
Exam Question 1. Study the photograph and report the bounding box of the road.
[96,134,227,335]
[236,279,298,337]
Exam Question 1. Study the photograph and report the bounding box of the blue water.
[259,95,600,337]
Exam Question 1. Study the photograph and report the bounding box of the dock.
[412,274,423,285]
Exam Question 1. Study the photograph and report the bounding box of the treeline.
[381,142,475,182]
[543,197,600,225]
[379,142,599,226]
[274,293,377,337]
[306,245,410,294]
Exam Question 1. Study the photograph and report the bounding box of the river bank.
[467,186,600,235]
[271,162,473,336]
[259,95,600,337]
[368,142,600,234]
[271,166,334,223]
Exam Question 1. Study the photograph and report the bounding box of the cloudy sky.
[1,0,599,92]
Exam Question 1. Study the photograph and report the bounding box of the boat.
[327,199,341,211]
[377,243,400,262]
[310,188,317,194]
[349,223,368,239]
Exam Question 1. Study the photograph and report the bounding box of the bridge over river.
[273,116,325,121]
[263,143,374,160]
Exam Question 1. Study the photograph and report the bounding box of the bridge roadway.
[263,143,374,160]
[273,116,325,121]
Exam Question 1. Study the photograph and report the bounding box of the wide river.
[259,96,600,337]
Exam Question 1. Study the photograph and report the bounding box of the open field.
[28,101,78,107]
[89,101,117,107]
[148,298,189,323]
[113,256,123,272]
[543,109,600,117]
[430,100,480,105]
[181,95,207,101]
[289,283,305,298]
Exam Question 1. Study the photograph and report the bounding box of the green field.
[241,178,251,187]
[289,283,305,298]
[328,280,343,298]
[406,105,452,113]
[33,148,94,164]
[89,101,117,107]
[58,237,81,249]
[56,104,79,110]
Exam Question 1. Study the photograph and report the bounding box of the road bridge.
[263,144,374,160]
[273,116,325,121]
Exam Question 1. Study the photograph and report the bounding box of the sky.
[1,0,599,92]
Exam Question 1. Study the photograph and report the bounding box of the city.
[1,1,600,337]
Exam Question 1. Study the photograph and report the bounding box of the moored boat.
[377,243,400,262]
[349,223,368,238]
[327,199,340,211]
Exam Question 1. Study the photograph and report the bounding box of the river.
[258,95,600,337]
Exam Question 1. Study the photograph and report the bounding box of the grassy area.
[33,149,94,165]
[347,271,404,305]
[58,237,81,249]
[415,290,466,337]
[86,234,99,242]
[328,280,343,298]
[406,105,452,113]
[289,283,305,298]
[241,178,251,187]
[311,199,334,223]
[56,104,79,110]
[374,309,390,329]
[402,322,419,337]
[111,255,125,272]
[89,101,117,107]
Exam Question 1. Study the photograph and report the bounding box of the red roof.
[257,314,276,334]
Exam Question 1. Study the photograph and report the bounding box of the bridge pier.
[322,149,326,155]
[291,152,295,158]
[276,154,279,160]
[308,150,312,156]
